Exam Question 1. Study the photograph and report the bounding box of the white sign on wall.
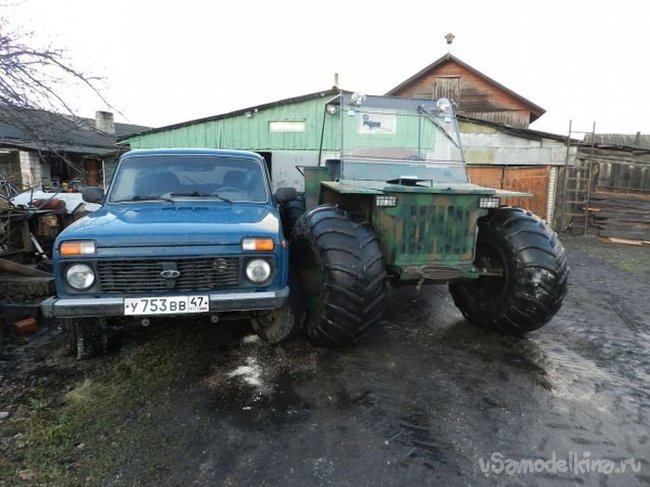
[357,111,396,134]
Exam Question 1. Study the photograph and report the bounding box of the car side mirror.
[81,186,104,204]
[275,187,297,203]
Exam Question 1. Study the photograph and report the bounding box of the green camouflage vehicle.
[281,93,568,345]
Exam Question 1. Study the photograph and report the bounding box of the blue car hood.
[59,203,281,247]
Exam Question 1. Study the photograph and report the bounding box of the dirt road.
[1,235,649,486]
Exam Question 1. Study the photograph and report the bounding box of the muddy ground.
[0,235,649,486]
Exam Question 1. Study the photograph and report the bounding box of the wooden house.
[386,54,545,129]
[121,55,569,225]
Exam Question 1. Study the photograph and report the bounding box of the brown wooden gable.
[386,54,545,128]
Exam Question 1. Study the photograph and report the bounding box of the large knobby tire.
[279,192,306,238]
[65,318,111,359]
[291,205,387,346]
[449,207,569,335]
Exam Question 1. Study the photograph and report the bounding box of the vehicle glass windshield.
[108,154,269,203]
[334,94,468,184]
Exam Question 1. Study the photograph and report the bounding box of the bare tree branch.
[0,11,120,182]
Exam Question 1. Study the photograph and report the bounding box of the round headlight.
[66,263,95,290]
[350,92,366,106]
[436,97,452,112]
[246,259,271,284]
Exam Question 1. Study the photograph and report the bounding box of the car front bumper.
[41,288,290,319]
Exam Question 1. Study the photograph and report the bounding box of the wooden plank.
[591,190,650,202]
[589,199,650,209]
[0,258,52,277]
[587,189,650,240]
[599,227,650,240]
[594,214,650,223]
[603,237,646,246]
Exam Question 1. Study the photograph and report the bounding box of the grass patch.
[4,324,215,486]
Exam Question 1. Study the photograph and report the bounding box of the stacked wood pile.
[589,192,650,245]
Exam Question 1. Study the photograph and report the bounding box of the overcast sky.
[8,0,650,136]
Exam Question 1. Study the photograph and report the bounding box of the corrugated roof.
[458,114,574,143]
[0,139,121,156]
[587,133,650,150]
[460,116,650,154]
[112,121,152,137]
[385,54,546,122]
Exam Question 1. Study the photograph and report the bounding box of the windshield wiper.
[168,191,233,203]
[209,192,233,203]
[417,105,462,149]
[113,195,175,203]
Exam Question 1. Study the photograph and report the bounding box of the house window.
[269,121,305,133]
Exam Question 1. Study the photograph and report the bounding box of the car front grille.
[96,257,240,293]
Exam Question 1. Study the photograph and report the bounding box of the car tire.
[65,318,117,359]
[279,192,306,238]
[291,205,387,346]
[251,270,306,344]
[449,207,569,335]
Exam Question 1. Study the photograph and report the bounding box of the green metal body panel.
[374,193,485,279]
[303,166,331,208]
[322,180,504,195]
[314,180,489,281]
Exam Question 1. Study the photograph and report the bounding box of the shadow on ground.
[1,235,649,486]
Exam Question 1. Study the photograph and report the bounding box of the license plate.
[124,295,210,316]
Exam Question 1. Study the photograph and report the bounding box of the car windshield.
[330,94,469,185]
[108,154,269,203]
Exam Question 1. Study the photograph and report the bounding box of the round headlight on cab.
[245,259,271,284]
[66,263,95,290]
[436,97,452,112]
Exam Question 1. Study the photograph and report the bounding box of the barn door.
[467,165,550,219]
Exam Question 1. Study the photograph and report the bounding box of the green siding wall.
[124,96,340,151]
[122,94,453,162]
